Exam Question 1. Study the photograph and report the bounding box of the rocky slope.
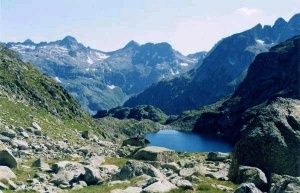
[192,36,300,185]
[125,13,300,115]
[6,37,203,113]
[0,41,298,193]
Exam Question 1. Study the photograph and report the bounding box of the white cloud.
[234,7,263,16]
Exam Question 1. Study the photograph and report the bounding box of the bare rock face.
[269,174,300,193]
[0,166,16,181]
[193,36,300,179]
[0,148,18,168]
[230,98,300,179]
[133,146,177,162]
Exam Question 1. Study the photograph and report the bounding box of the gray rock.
[234,183,263,193]
[175,179,193,190]
[0,149,18,168]
[99,165,119,176]
[270,174,300,193]
[207,152,230,161]
[0,135,11,143]
[32,158,51,172]
[143,179,177,193]
[179,168,195,177]
[0,128,16,138]
[133,146,177,162]
[161,162,180,172]
[0,166,16,181]
[20,131,29,138]
[51,161,85,186]
[83,166,104,185]
[122,137,149,147]
[0,182,8,190]
[32,122,42,131]
[117,160,164,180]
[7,180,17,190]
[12,139,28,150]
[237,166,267,190]
[87,155,105,167]
[34,172,49,182]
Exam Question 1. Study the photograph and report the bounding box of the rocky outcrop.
[229,98,300,179]
[269,174,300,193]
[0,149,18,168]
[207,152,230,161]
[122,137,150,147]
[117,160,164,180]
[234,183,263,193]
[236,166,267,190]
[94,105,168,124]
[193,36,300,180]
[125,14,300,115]
[133,146,177,162]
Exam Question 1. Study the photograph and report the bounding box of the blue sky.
[0,0,299,54]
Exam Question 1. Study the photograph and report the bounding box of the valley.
[0,2,299,193]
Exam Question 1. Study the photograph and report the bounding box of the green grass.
[69,177,143,193]
[104,157,129,167]
[3,190,37,193]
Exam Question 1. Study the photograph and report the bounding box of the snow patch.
[256,39,265,45]
[107,84,116,90]
[95,52,109,60]
[87,56,93,64]
[180,62,189,67]
[53,77,62,83]
[170,69,179,76]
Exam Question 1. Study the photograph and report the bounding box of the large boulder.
[0,128,16,138]
[122,137,150,147]
[0,149,18,168]
[83,166,105,185]
[207,152,230,161]
[0,166,16,181]
[51,161,85,186]
[117,160,164,180]
[234,183,263,193]
[236,166,267,190]
[133,146,177,162]
[269,174,300,193]
[143,179,177,193]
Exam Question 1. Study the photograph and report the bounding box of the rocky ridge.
[125,13,300,115]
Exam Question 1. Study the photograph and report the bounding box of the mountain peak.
[60,35,78,46]
[288,13,300,26]
[23,39,35,45]
[124,40,139,49]
[273,17,287,28]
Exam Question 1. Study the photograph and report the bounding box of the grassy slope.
[0,44,160,143]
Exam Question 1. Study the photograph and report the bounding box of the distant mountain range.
[124,13,300,114]
[6,37,206,113]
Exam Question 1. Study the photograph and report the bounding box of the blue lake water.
[145,129,232,153]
